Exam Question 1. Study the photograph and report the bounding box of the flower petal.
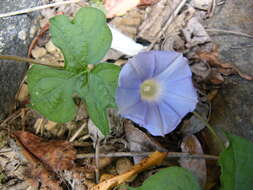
[162,77,198,106]
[155,53,192,82]
[118,63,142,88]
[121,101,148,127]
[158,101,181,134]
[143,104,164,136]
[152,50,183,76]
[128,51,155,80]
[143,103,181,136]
[116,87,140,113]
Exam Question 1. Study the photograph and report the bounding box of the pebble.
[116,158,133,174]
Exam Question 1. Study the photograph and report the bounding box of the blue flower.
[116,51,198,136]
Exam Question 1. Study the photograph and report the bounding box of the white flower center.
[140,79,161,101]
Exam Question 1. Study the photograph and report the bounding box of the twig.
[206,28,253,39]
[69,123,87,142]
[0,109,24,127]
[0,0,81,18]
[95,137,101,184]
[0,55,63,68]
[76,151,218,160]
[147,0,188,50]
[208,0,216,17]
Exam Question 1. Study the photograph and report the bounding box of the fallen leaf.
[179,135,207,188]
[191,62,211,81]
[14,131,76,173]
[180,103,209,135]
[92,151,167,190]
[196,46,253,80]
[138,0,181,41]
[13,132,63,190]
[182,17,211,48]
[104,0,141,18]
[209,70,224,84]
[125,122,167,163]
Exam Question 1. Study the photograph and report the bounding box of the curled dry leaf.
[196,46,253,80]
[179,135,207,188]
[182,17,211,48]
[92,151,167,190]
[125,122,167,163]
[14,131,76,173]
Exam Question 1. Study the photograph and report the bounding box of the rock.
[0,0,40,119]
[207,0,253,141]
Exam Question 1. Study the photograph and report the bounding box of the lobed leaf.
[78,63,120,135]
[50,7,112,72]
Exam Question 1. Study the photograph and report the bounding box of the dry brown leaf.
[209,70,224,84]
[104,0,140,18]
[180,103,209,135]
[92,151,167,190]
[13,133,63,190]
[138,0,181,41]
[125,122,167,163]
[196,46,253,80]
[110,8,144,39]
[179,135,207,188]
[14,131,76,173]
[182,17,211,48]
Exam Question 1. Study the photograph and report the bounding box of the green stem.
[0,55,63,68]
[193,111,225,149]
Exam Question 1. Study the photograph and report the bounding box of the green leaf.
[128,167,201,190]
[78,63,120,135]
[218,133,253,190]
[27,65,81,123]
[50,7,112,72]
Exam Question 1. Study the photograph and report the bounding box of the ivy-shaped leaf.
[128,167,201,190]
[78,63,120,135]
[219,133,253,190]
[28,8,117,135]
[50,7,112,72]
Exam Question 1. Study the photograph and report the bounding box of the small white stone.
[18,30,27,40]
[30,25,37,38]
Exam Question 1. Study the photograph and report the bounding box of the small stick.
[69,123,87,142]
[76,151,218,160]
[0,55,63,68]
[0,0,81,18]
[206,28,253,39]
[147,0,188,50]
[95,137,101,184]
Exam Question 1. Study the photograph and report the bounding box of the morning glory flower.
[116,51,198,136]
